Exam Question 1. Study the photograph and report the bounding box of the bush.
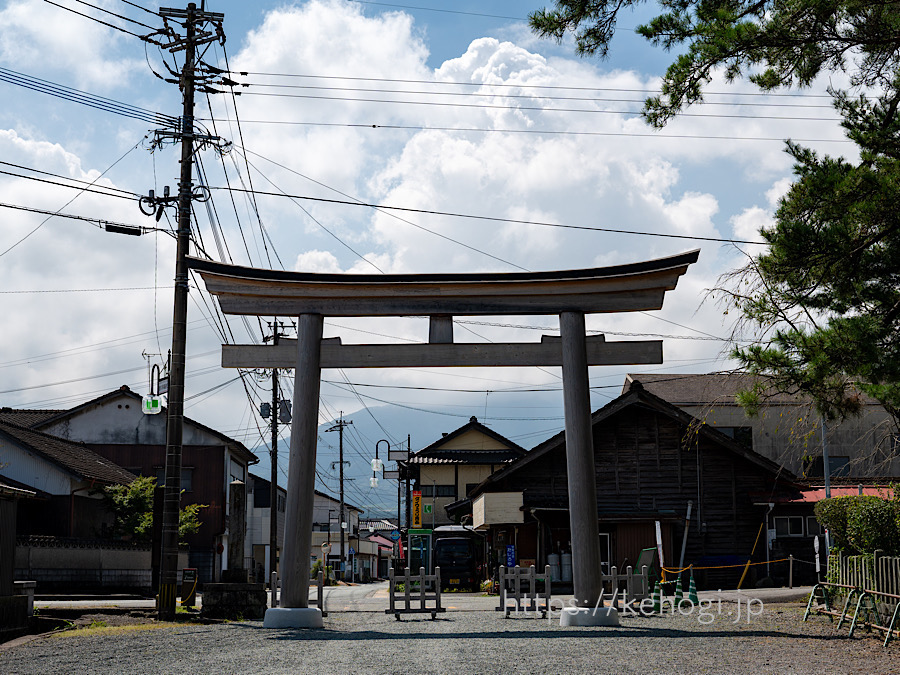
[310,559,336,586]
[815,492,900,555]
[814,496,854,551]
[847,496,898,555]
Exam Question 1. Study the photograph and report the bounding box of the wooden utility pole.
[152,2,225,621]
[327,416,352,580]
[269,344,279,580]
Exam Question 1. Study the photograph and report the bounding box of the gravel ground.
[1,603,897,674]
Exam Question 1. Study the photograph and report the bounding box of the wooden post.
[280,314,324,608]
[560,311,604,608]
[789,555,794,589]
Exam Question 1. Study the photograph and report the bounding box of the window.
[155,467,193,492]
[807,516,824,537]
[718,426,753,448]
[829,456,851,477]
[420,484,456,498]
[803,455,852,478]
[465,483,479,496]
[774,516,804,537]
[277,493,286,513]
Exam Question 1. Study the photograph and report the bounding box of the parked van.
[433,537,479,591]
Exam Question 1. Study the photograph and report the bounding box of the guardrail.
[496,565,552,617]
[385,567,446,620]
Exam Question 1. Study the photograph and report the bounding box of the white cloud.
[294,249,343,273]
[0,0,859,500]
[0,0,141,89]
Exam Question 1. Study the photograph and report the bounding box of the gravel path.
[1,603,897,674]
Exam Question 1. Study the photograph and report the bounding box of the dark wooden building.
[6,387,257,584]
[461,381,801,589]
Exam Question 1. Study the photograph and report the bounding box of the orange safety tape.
[663,558,790,573]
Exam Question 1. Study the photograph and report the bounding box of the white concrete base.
[263,607,324,629]
[560,606,619,627]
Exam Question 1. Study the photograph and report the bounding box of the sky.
[0,0,855,516]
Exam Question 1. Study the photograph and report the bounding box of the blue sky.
[0,0,852,514]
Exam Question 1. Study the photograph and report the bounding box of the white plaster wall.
[0,443,73,495]
[42,391,226,446]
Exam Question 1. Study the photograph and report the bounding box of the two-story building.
[406,416,526,528]
[9,386,258,583]
[625,373,899,479]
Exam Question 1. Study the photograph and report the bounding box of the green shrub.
[815,493,900,555]
[814,496,854,551]
[847,496,898,555]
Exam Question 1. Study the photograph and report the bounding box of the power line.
[0,140,146,258]
[69,0,158,30]
[0,67,173,125]
[234,81,836,109]
[0,286,159,294]
[347,0,522,21]
[232,89,842,121]
[43,0,146,38]
[227,71,834,99]
[0,160,141,198]
[211,186,766,245]
[0,170,139,201]
[0,202,165,237]
[240,146,528,271]
[200,118,850,144]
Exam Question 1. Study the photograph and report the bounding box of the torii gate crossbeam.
[189,250,699,628]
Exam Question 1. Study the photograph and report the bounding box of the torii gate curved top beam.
[186,249,699,317]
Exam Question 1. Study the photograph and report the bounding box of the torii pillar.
[264,314,324,628]
[188,249,699,629]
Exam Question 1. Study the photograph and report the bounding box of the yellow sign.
[412,490,422,529]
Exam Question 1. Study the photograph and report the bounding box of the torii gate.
[189,249,699,627]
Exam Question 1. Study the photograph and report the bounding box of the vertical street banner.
[412,490,422,529]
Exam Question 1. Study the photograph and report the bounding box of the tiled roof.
[0,408,67,428]
[0,475,38,498]
[625,373,812,405]
[0,420,136,485]
[407,448,524,465]
[34,386,258,464]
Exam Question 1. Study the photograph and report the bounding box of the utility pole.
[327,415,352,580]
[265,321,293,581]
[271,357,278,577]
[144,2,225,621]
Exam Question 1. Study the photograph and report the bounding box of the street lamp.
[371,439,388,488]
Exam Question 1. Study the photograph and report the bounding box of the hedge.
[814,493,900,556]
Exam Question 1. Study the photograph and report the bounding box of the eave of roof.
[33,386,258,464]
[468,382,797,499]
[413,417,527,459]
[0,420,136,485]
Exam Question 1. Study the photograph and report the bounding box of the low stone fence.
[14,536,186,593]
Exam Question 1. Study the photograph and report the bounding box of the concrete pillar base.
[263,607,324,629]
[559,606,619,627]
